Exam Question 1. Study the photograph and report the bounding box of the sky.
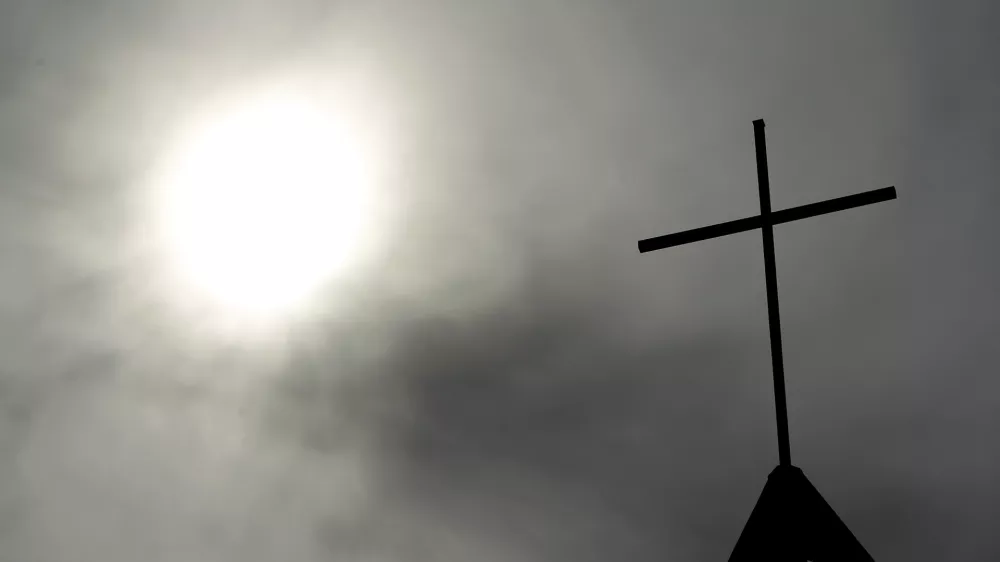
[0,0,998,560]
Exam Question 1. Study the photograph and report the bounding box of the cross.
[638,119,895,466]
[637,119,895,560]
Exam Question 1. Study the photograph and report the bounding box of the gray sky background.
[0,0,997,560]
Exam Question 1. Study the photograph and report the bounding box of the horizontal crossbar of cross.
[638,186,896,253]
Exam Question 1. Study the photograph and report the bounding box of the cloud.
[0,0,998,560]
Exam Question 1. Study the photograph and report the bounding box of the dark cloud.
[0,0,997,560]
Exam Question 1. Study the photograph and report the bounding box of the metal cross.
[637,119,896,467]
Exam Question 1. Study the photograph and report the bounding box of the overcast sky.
[0,0,997,560]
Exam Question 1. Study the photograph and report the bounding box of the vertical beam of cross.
[753,119,791,466]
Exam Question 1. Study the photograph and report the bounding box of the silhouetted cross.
[637,119,895,467]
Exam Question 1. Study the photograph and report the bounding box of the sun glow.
[148,90,379,325]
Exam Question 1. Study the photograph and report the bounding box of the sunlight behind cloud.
[143,82,388,337]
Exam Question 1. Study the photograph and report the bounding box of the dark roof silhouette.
[729,465,875,561]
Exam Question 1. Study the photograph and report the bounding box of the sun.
[148,91,377,324]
